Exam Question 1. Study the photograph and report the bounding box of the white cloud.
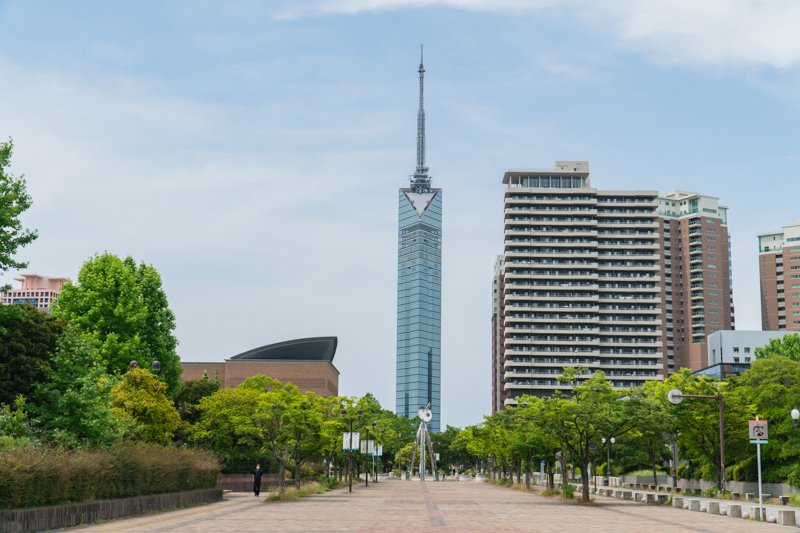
[278,0,800,69]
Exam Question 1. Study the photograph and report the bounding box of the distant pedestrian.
[252,464,263,496]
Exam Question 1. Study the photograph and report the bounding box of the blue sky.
[1,0,799,428]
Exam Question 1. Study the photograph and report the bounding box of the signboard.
[361,440,375,455]
[376,445,383,457]
[342,432,360,451]
[749,420,768,444]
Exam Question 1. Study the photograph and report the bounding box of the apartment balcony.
[504,207,596,217]
[505,316,600,325]
[505,228,599,238]
[505,303,600,313]
[597,263,660,272]
[597,285,660,293]
[504,348,601,357]
[504,272,598,281]
[504,196,597,206]
[506,249,599,259]
[597,317,661,325]
[599,243,659,251]
[505,326,601,335]
[598,362,664,370]
[504,381,574,392]
[599,339,663,347]
[504,358,600,369]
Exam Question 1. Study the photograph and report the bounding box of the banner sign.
[342,432,360,451]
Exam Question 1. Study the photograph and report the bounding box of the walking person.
[252,464,263,496]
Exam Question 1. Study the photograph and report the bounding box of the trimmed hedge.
[0,444,219,509]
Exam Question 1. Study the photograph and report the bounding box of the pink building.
[0,274,68,312]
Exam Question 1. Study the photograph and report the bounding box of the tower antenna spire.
[411,44,430,193]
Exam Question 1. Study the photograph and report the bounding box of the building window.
[733,347,739,353]
[744,347,750,353]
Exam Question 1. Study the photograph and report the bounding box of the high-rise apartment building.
[758,221,800,331]
[0,274,67,312]
[658,192,734,372]
[396,47,442,432]
[491,256,505,412]
[493,161,733,408]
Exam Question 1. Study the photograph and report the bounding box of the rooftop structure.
[181,336,340,396]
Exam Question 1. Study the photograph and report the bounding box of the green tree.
[0,139,37,278]
[537,369,638,501]
[174,373,220,425]
[110,367,181,445]
[659,369,752,489]
[33,329,127,447]
[53,253,181,393]
[0,304,65,405]
[192,383,268,471]
[0,396,38,448]
[755,333,800,361]
[734,356,800,483]
[243,376,320,492]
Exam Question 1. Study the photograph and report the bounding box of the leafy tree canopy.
[53,252,181,394]
[110,367,181,445]
[33,328,127,447]
[0,304,65,405]
[0,139,37,278]
[755,333,800,361]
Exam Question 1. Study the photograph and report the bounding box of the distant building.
[180,337,339,397]
[758,221,800,331]
[657,191,734,372]
[0,274,68,312]
[696,330,787,378]
[492,161,735,409]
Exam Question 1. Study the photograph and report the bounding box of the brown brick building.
[759,221,800,331]
[180,337,339,397]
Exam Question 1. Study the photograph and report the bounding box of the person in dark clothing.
[252,464,263,496]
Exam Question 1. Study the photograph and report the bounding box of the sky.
[1,0,799,428]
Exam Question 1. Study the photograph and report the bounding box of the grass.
[266,482,330,502]
[624,469,667,477]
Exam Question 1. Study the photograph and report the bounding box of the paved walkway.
[74,479,792,532]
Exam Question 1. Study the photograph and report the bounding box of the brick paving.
[74,479,792,532]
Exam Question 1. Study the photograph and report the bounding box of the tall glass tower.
[396,46,442,433]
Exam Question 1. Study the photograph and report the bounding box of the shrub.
[318,475,340,490]
[0,444,219,509]
[562,484,575,499]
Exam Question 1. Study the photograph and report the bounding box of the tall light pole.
[601,437,615,486]
[668,388,725,490]
[341,408,362,493]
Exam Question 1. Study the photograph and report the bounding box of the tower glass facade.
[397,189,442,432]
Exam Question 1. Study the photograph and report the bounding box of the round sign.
[418,406,433,422]
[667,388,684,405]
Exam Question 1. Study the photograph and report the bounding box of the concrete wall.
[0,488,222,533]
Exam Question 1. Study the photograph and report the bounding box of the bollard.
[727,504,742,518]
[745,493,755,501]
[707,502,719,515]
[689,499,701,512]
[645,493,655,504]
[623,491,632,500]
[672,497,684,509]
[779,496,789,506]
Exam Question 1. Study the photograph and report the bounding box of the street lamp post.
[341,408,363,493]
[668,388,726,490]
[601,437,615,486]
[363,424,371,488]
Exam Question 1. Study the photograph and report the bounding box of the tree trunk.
[653,463,658,488]
[581,455,591,501]
[559,454,568,487]
[278,460,287,492]
[547,462,555,490]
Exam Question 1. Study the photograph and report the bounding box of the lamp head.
[792,408,800,421]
